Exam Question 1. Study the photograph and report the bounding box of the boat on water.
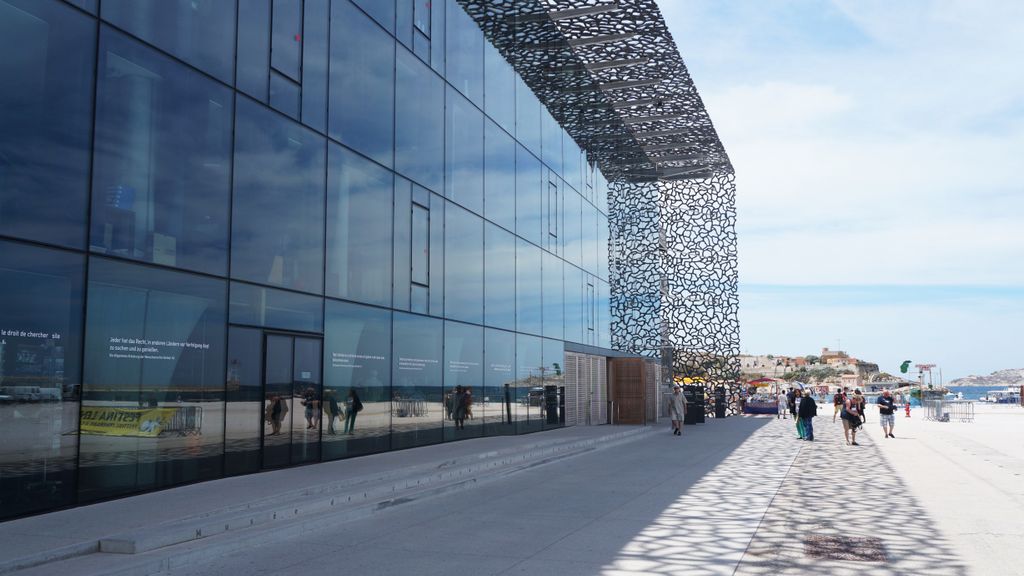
[978,387,1022,404]
[943,391,965,401]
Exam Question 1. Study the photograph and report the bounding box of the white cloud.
[659,0,1024,370]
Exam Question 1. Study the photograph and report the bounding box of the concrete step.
[3,426,652,576]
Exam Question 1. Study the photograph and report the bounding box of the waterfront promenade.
[2,404,1020,575]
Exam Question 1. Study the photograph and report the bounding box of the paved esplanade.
[5,413,992,575]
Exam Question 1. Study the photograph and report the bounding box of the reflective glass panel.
[391,312,443,449]
[352,0,394,33]
[483,40,515,134]
[564,188,583,267]
[515,145,543,246]
[444,203,483,324]
[483,120,516,232]
[0,239,84,520]
[564,137,584,194]
[598,279,611,348]
[323,300,391,459]
[542,251,563,340]
[515,239,542,337]
[224,326,262,475]
[541,107,563,176]
[583,200,599,276]
[598,212,610,281]
[445,87,484,214]
[541,338,564,429]
[232,97,326,294]
[290,337,322,464]
[563,264,585,345]
[229,282,323,333]
[236,0,270,102]
[326,144,394,307]
[271,0,301,81]
[515,333,543,433]
[0,0,95,249]
[91,29,233,276]
[395,47,444,192]
[392,178,412,311]
[482,328,515,436]
[484,223,516,331]
[515,76,541,156]
[269,70,300,120]
[445,0,483,106]
[301,0,329,133]
[329,0,395,167]
[101,0,236,83]
[443,321,482,440]
[79,257,226,502]
[261,334,292,468]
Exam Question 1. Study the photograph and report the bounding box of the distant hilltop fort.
[738,347,883,388]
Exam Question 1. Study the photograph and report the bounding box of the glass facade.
[0,0,613,520]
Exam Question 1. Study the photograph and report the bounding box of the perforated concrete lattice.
[460,0,740,412]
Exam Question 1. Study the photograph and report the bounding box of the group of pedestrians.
[830,386,897,445]
[776,385,900,446]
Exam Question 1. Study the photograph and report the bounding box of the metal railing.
[923,400,974,423]
[163,406,203,435]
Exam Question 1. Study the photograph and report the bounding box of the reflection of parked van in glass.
[38,388,62,402]
[0,386,59,402]
[0,386,41,402]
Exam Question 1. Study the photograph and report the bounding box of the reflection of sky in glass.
[516,240,543,336]
[485,223,516,331]
[444,203,483,324]
[231,97,325,294]
[484,120,517,232]
[329,0,394,168]
[0,0,95,249]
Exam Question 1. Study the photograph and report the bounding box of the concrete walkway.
[4,408,1005,575]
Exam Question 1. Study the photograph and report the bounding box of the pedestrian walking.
[264,395,288,436]
[832,387,845,422]
[854,389,866,424]
[877,389,896,438]
[452,385,468,430]
[343,389,362,435]
[794,390,805,439]
[669,384,686,435]
[797,389,817,441]
[841,394,862,445]
[323,390,341,435]
[777,390,788,419]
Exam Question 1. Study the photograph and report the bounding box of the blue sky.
[659,1,1024,380]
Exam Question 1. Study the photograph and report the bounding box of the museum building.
[0,0,737,520]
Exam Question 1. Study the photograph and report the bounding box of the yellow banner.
[80,407,176,437]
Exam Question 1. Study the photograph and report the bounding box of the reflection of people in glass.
[301,387,320,429]
[343,389,362,435]
[323,390,341,435]
[264,395,288,435]
[465,389,474,420]
[452,386,468,430]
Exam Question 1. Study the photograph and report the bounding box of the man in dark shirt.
[797,390,818,441]
[877,389,896,438]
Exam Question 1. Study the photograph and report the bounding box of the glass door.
[262,334,322,468]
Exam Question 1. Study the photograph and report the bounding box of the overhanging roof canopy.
[459,0,732,183]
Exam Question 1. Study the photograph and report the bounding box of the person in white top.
[777,391,788,419]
